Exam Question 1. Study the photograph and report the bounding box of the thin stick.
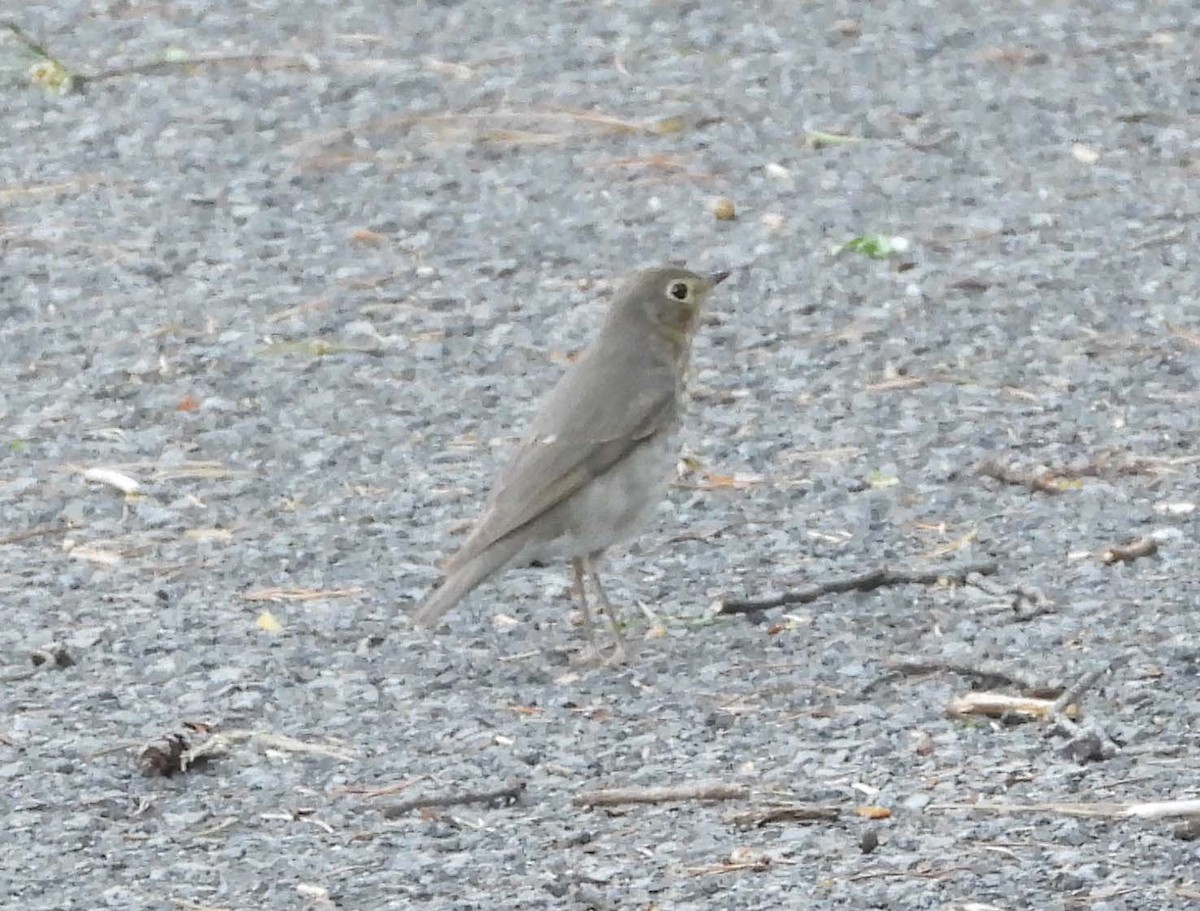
[944,692,1073,721]
[0,524,62,546]
[728,804,840,827]
[1045,660,1125,762]
[242,587,365,603]
[284,107,662,155]
[2,20,63,66]
[333,778,425,799]
[573,782,749,807]
[168,899,236,911]
[883,658,1053,694]
[1051,662,1116,717]
[249,732,356,761]
[1102,536,1159,565]
[931,798,1200,820]
[381,779,526,818]
[686,857,775,876]
[718,562,998,615]
[978,460,1071,494]
[84,54,310,85]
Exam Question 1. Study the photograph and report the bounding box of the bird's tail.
[411,537,525,628]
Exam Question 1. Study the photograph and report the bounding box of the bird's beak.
[708,270,731,286]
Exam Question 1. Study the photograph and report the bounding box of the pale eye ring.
[668,281,691,301]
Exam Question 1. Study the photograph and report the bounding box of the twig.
[284,107,665,156]
[1052,663,1115,715]
[169,899,236,911]
[845,865,970,882]
[573,782,749,807]
[2,20,71,79]
[718,562,998,615]
[3,21,309,94]
[1102,536,1159,565]
[1047,660,1126,762]
[882,658,1055,695]
[931,798,1200,820]
[686,856,775,876]
[56,459,248,481]
[83,53,310,85]
[978,460,1072,494]
[1129,226,1187,251]
[243,586,365,602]
[0,524,62,546]
[80,466,141,493]
[728,804,840,828]
[333,777,425,799]
[381,778,526,818]
[1128,800,1200,820]
[249,732,356,761]
[945,691,1074,721]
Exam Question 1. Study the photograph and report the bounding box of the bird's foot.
[569,637,633,668]
[602,640,630,667]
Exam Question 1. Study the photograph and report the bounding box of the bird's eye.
[668,281,691,301]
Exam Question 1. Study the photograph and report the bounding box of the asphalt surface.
[2,2,1199,909]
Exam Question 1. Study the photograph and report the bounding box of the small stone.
[713,198,737,221]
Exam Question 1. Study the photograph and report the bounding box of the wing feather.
[444,343,678,570]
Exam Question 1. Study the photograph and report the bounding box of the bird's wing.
[444,360,678,570]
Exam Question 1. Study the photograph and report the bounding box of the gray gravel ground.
[3,1,1199,908]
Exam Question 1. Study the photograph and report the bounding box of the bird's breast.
[518,427,681,564]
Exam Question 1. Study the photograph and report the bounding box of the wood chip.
[82,467,140,493]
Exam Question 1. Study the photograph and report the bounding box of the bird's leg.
[586,553,628,664]
[571,556,600,657]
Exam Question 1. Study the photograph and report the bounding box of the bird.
[413,265,730,661]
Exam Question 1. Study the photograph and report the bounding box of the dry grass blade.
[602,153,693,172]
[0,524,62,546]
[333,776,426,798]
[1169,324,1200,348]
[546,106,652,132]
[154,463,250,480]
[266,298,330,324]
[73,460,249,480]
[243,586,366,603]
[284,107,665,156]
[0,174,120,202]
[475,129,567,145]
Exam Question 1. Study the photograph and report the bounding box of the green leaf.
[833,234,911,260]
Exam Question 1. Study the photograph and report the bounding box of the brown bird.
[413,265,730,661]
